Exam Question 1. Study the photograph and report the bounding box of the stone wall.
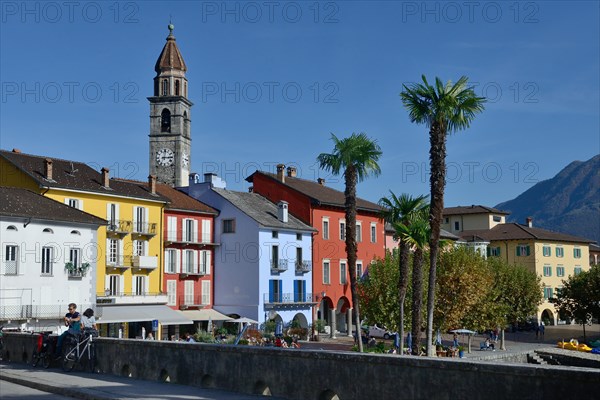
[2,333,599,400]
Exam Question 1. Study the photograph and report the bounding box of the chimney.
[276,164,285,183]
[44,158,53,181]
[526,217,533,228]
[148,175,157,195]
[203,173,226,189]
[317,178,325,186]
[287,166,297,178]
[278,201,289,223]
[12,148,21,153]
[101,167,110,188]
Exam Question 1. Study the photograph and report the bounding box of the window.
[184,250,195,273]
[574,266,582,275]
[271,245,279,269]
[493,215,501,222]
[6,225,17,231]
[543,265,552,277]
[269,279,282,303]
[340,261,347,284]
[201,220,211,243]
[370,223,377,243]
[167,280,177,306]
[573,247,581,258]
[542,245,551,257]
[134,207,146,234]
[43,228,53,234]
[184,281,194,305]
[296,233,302,241]
[556,246,564,258]
[5,245,18,275]
[160,108,171,132]
[356,261,363,278]
[66,198,80,209]
[41,246,53,275]
[134,276,146,296]
[356,223,362,242]
[487,247,501,257]
[322,218,329,240]
[175,80,180,96]
[222,219,235,233]
[516,245,530,256]
[108,203,118,230]
[200,250,211,274]
[202,281,211,305]
[294,280,306,302]
[444,217,449,223]
[543,287,553,300]
[184,219,194,242]
[296,247,303,265]
[323,260,330,284]
[108,275,120,295]
[161,79,168,96]
[165,249,177,273]
[167,216,177,241]
[108,239,120,265]
[557,265,565,277]
[69,248,80,268]
[339,221,346,241]
[133,240,145,256]
[454,221,460,231]
[272,231,279,239]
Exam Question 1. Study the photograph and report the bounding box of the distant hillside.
[496,154,600,245]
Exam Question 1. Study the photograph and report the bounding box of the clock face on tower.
[156,148,175,166]
[182,153,189,167]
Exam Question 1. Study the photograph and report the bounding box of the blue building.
[185,173,316,330]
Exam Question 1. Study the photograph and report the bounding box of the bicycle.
[61,332,95,372]
[31,331,55,369]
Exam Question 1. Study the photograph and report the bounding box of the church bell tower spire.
[148,24,192,187]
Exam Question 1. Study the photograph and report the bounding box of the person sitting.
[185,333,196,343]
[291,338,301,348]
[55,303,81,357]
[484,338,495,351]
[80,308,98,337]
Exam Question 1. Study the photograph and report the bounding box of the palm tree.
[395,208,430,355]
[379,192,427,354]
[400,75,486,356]
[318,132,382,353]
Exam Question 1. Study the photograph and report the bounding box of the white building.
[0,187,105,332]
[186,173,316,330]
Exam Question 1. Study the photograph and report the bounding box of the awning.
[179,309,233,321]
[97,305,193,325]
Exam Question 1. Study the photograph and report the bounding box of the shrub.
[194,330,216,343]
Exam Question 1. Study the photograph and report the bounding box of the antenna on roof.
[68,162,79,176]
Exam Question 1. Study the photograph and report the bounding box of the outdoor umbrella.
[207,316,213,334]
[450,328,477,353]
[275,321,283,337]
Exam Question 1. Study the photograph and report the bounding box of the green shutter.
[526,246,531,256]
[516,247,521,256]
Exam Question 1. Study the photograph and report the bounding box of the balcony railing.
[4,261,18,275]
[180,265,209,277]
[165,231,214,245]
[0,303,95,321]
[96,291,168,305]
[131,255,158,270]
[271,259,288,272]
[105,255,130,269]
[263,292,315,306]
[132,222,157,238]
[295,260,312,273]
[177,294,210,309]
[107,220,132,235]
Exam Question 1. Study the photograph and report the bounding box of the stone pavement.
[0,363,282,400]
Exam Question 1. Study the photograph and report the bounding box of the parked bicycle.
[31,331,56,369]
[61,332,95,372]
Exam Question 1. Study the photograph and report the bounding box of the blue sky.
[1,1,598,207]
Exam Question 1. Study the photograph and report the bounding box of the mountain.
[495,154,600,245]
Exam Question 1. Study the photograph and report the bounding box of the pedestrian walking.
[539,322,545,340]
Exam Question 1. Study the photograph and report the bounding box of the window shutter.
[182,219,188,242]
[202,220,211,243]
[205,250,211,275]
[175,249,181,273]
[119,240,124,264]
[302,280,306,301]
[132,207,138,231]
[132,275,138,294]
[516,247,521,256]
[164,250,169,273]
[167,217,177,241]
[269,280,274,303]
[486,247,491,257]
[78,200,84,210]
[104,275,111,293]
[193,220,199,242]
[105,239,111,263]
[278,280,282,302]
[202,280,211,305]
[193,250,199,274]
[294,281,299,302]
[526,246,531,256]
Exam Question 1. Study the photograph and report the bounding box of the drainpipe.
[158,202,165,340]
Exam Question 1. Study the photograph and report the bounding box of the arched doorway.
[318,297,334,333]
[292,313,309,330]
[336,297,351,334]
[540,309,555,326]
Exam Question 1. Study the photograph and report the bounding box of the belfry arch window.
[161,109,171,133]
[162,79,169,96]
[175,80,180,96]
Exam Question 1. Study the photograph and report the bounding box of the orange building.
[247,165,385,337]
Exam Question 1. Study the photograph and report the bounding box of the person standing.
[55,303,81,356]
[539,322,545,340]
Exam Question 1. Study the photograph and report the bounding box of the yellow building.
[447,206,594,325]
[0,149,192,338]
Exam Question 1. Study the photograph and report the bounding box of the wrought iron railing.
[263,292,315,304]
[271,259,288,272]
[295,260,312,273]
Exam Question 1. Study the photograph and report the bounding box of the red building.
[155,183,229,337]
[247,165,385,337]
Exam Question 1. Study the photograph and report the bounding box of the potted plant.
[458,345,465,358]
[64,262,91,276]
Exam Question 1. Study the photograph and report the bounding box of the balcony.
[106,220,132,237]
[271,259,288,272]
[177,294,210,310]
[165,231,216,247]
[180,265,208,278]
[0,302,95,321]
[96,291,168,305]
[105,255,130,271]
[131,255,158,270]
[263,292,316,309]
[295,260,312,273]
[132,222,157,239]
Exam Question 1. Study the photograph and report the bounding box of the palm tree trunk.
[398,239,410,354]
[426,122,447,356]
[344,166,362,352]
[411,247,424,355]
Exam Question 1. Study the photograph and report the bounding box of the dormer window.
[161,109,171,132]
[6,225,17,231]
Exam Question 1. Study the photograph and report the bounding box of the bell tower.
[148,24,192,187]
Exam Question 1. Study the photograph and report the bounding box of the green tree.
[317,132,382,352]
[552,264,600,340]
[358,253,400,331]
[400,76,486,356]
[379,192,427,353]
[395,207,430,355]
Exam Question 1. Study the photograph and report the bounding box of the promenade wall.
[2,333,599,399]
